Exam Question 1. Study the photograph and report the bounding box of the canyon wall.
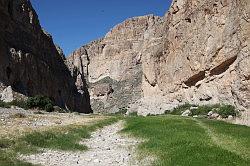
[67,0,250,116]
[66,15,162,113]
[0,0,91,113]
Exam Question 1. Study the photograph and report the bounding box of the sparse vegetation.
[0,95,56,112]
[0,116,119,165]
[216,104,238,118]
[9,113,27,119]
[115,107,128,115]
[0,100,11,108]
[123,116,250,166]
[128,111,138,116]
[165,103,195,115]
[26,95,54,112]
[165,103,238,118]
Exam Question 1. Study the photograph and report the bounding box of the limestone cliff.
[66,15,162,113]
[67,0,249,116]
[0,0,91,113]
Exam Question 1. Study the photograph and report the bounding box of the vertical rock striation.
[67,0,249,116]
[66,15,162,113]
[0,0,91,113]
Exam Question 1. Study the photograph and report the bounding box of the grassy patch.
[200,119,250,159]
[0,116,119,165]
[123,116,250,166]
[22,116,119,151]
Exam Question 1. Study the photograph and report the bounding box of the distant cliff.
[0,0,91,113]
[67,0,249,116]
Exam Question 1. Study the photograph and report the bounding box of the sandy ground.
[0,108,105,139]
[20,121,150,166]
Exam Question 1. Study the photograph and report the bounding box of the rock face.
[67,0,250,115]
[66,15,162,113]
[0,0,91,113]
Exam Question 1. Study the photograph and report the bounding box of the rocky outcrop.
[0,0,91,113]
[66,15,162,113]
[140,0,250,115]
[67,0,249,116]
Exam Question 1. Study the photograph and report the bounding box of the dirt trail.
[21,121,143,166]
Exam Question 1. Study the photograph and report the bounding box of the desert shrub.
[26,96,54,111]
[191,105,215,115]
[0,100,28,109]
[45,103,54,112]
[0,96,57,112]
[216,105,237,118]
[167,103,196,115]
[166,103,238,118]
[0,100,11,108]
[9,100,28,110]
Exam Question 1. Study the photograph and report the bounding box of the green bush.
[0,96,55,112]
[191,105,217,116]
[166,103,238,118]
[9,100,28,110]
[26,96,54,111]
[45,103,54,112]
[0,100,11,108]
[167,103,196,115]
[216,105,237,118]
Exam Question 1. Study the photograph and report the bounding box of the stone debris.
[0,86,14,103]
[0,108,103,138]
[181,110,192,117]
[21,121,146,166]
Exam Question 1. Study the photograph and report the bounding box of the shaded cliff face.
[0,0,91,113]
[67,0,249,115]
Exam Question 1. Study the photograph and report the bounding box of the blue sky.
[31,0,171,55]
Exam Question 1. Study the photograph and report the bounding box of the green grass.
[123,116,250,166]
[0,117,119,166]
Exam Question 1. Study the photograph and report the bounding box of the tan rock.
[67,0,250,118]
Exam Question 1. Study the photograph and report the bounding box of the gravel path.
[21,121,143,166]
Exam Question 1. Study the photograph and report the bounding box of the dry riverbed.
[0,108,105,139]
[0,108,148,166]
[20,121,145,166]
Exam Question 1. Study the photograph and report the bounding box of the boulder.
[181,110,191,117]
[228,115,234,120]
[207,111,214,117]
[1,86,14,102]
[210,113,220,119]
